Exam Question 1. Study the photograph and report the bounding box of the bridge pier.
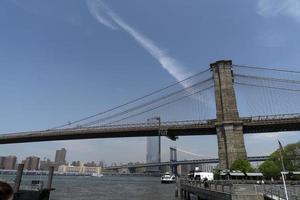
[170,147,178,175]
[210,60,247,169]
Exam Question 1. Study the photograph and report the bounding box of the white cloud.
[86,0,118,30]
[86,0,192,87]
[257,0,300,20]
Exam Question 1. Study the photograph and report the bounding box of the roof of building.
[245,172,263,176]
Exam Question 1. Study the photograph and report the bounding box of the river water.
[50,176,175,200]
[1,175,176,200]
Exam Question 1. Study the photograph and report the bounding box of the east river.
[50,176,175,200]
[1,175,176,200]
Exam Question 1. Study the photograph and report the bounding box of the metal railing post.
[47,166,54,190]
[14,164,24,192]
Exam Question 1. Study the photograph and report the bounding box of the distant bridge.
[104,156,269,170]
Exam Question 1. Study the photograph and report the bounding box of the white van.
[194,171,214,181]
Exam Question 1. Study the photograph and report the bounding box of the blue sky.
[0,0,299,165]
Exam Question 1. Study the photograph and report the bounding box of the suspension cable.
[233,64,300,74]
[176,148,214,158]
[84,85,214,127]
[51,68,210,129]
[234,73,300,85]
[235,82,300,93]
[77,78,213,126]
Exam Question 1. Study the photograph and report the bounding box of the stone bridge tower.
[210,60,247,169]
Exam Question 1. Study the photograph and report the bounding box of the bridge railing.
[86,119,214,129]
[256,184,300,200]
[242,113,300,122]
[181,179,300,200]
[56,113,300,131]
[180,179,233,194]
[0,119,216,137]
[2,113,300,138]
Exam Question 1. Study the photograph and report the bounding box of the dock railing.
[179,178,300,200]
[180,179,234,194]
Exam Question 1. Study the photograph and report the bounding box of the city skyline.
[0,0,300,164]
[0,148,107,170]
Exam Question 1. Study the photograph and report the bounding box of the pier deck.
[178,179,300,200]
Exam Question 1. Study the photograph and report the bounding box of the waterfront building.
[40,159,58,171]
[84,161,97,167]
[58,162,102,174]
[71,161,81,166]
[98,161,105,168]
[0,156,17,170]
[55,148,67,164]
[23,156,40,170]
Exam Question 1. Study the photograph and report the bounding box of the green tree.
[282,141,300,171]
[258,140,300,179]
[268,141,300,171]
[230,159,254,173]
[259,160,280,179]
[269,150,294,171]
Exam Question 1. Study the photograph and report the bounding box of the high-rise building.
[23,156,40,170]
[146,137,160,163]
[2,156,17,170]
[55,148,66,164]
[40,159,54,171]
[98,161,105,168]
[146,137,160,172]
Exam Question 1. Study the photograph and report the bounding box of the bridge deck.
[0,115,299,144]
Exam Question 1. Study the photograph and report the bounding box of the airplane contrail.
[86,0,192,88]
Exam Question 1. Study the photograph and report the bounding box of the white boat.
[161,172,176,184]
[91,173,103,178]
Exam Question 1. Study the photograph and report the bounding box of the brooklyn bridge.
[1,60,299,169]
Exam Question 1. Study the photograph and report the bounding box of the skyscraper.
[146,137,160,163]
[146,137,160,172]
[146,117,161,166]
[3,156,17,170]
[23,156,40,170]
[55,148,67,164]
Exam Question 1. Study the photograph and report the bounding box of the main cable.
[84,85,214,127]
[234,73,300,85]
[233,64,300,74]
[235,82,300,93]
[80,79,212,127]
[77,78,213,127]
[51,68,210,129]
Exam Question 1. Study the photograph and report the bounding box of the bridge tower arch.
[210,60,247,169]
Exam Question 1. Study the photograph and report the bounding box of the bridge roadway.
[0,114,299,144]
[104,156,269,170]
